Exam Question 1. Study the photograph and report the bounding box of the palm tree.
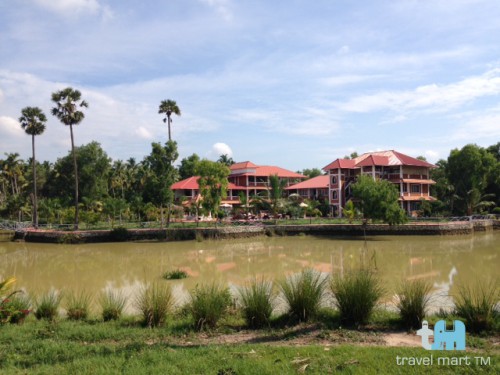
[19,107,47,228]
[51,87,88,230]
[158,99,181,141]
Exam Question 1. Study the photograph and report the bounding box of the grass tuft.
[279,269,327,322]
[396,279,432,329]
[34,291,62,321]
[331,270,384,326]
[163,269,188,280]
[99,290,127,322]
[66,290,93,321]
[134,282,174,327]
[189,283,231,330]
[454,280,499,333]
[238,278,274,328]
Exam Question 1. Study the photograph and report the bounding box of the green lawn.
[0,320,497,374]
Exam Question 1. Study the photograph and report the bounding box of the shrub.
[0,292,31,324]
[238,278,274,328]
[163,269,188,280]
[134,283,174,327]
[454,280,499,333]
[34,291,62,321]
[396,279,432,329]
[110,227,129,242]
[331,270,384,326]
[99,290,127,321]
[279,269,327,322]
[189,283,231,330]
[65,291,92,321]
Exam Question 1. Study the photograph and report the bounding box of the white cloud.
[321,74,384,87]
[198,0,233,21]
[452,112,500,141]
[135,126,153,140]
[210,142,233,159]
[32,0,112,18]
[0,116,23,138]
[424,150,440,162]
[337,68,500,113]
[0,88,4,103]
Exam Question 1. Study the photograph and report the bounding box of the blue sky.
[1,0,500,171]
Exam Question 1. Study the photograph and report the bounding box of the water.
[0,233,498,311]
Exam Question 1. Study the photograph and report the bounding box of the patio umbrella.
[299,202,308,208]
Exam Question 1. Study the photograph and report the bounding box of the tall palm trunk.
[167,115,172,141]
[70,124,79,230]
[32,134,38,228]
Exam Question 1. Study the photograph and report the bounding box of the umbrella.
[299,202,308,208]
[220,203,232,208]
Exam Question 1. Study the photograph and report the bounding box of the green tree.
[343,199,356,223]
[299,168,322,179]
[19,107,47,228]
[447,144,497,215]
[178,153,201,180]
[51,87,88,229]
[217,154,234,166]
[143,141,179,226]
[267,174,287,216]
[158,99,181,141]
[352,175,407,225]
[195,160,230,218]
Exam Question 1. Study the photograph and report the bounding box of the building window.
[411,185,421,193]
[332,190,338,200]
[331,176,337,184]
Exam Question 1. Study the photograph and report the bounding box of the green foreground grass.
[0,319,498,374]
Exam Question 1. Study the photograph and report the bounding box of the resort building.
[171,161,306,207]
[285,175,329,201]
[322,150,436,217]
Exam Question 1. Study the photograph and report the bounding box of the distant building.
[171,161,305,207]
[322,150,437,217]
[285,175,329,201]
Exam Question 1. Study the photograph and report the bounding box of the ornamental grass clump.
[66,291,93,321]
[99,290,127,321]
[331,270,384,326]
[279,269,327,322]
[162,269,188,280]
[0,293,31,324]
[396,279,432,329]
[189,283,231,330]
[135,282,174,327]
[238,278,274,328]
[34,291,62,321]
[454,280,499,333]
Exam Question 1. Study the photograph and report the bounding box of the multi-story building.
[171,161,305,207]
[322,150,436,216]
[285,175,329,201]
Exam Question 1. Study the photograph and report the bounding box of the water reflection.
[0,233,498,312]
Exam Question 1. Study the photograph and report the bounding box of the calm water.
[1,233,498,311]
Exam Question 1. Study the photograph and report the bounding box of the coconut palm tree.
[158,99,181,141]
[19,107,47,228]
[51,87,88,230]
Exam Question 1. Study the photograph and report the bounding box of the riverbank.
[13,220,499,243]
[0,319,497,374]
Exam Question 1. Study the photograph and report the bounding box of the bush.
[110,227,129,242]
[454,280,499,333]
[99,290,127,321]
[134,283,174,327]
[35,291,62,321]
[163,269,188,280]
[279,269,327,322]
[65,291,92,321]
[238,278,274,328]
[331,270,384,326]
[0,292,31,324]
[396,279,432,329]
[189,283,231,330]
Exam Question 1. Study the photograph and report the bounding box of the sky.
[1,0,500,171]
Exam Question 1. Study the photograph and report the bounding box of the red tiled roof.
[400,196,437,201]
[392,151,436,168]
[286,175,329,190]
[322,159,356,171]
[402,179,436,184]
[254,166,305,178]
[171,176,244,190]
[230,161,258,170]
[356,155,390,167]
